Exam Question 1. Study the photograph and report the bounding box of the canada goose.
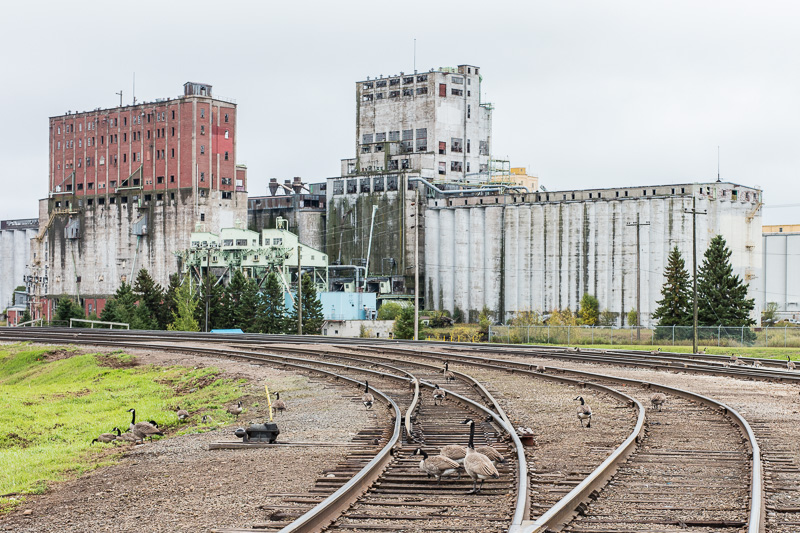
[412,448,460,484]
[650,348,662,355]
[729,354,739,364]
[273,392,287,415]
[650,393,666,411]
[113,427,142,444]
[535,364,546,373]
[362,381,374,409]
[698,348,706,354]
[461,419,499,494]
[443,362,455,383]
[439,444,467,464]
[228,401,243,416]
[753,360,763,368]
[92,428,119,444]
[176,406,189,421]
[474,444,506,466]
[127,408,164,441]
[432,384,446,405]
[787,356,796,371]
[574,396,592,428]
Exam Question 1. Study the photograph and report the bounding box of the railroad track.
[0,328,768,532]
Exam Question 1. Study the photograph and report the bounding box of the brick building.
[35,82,248,319]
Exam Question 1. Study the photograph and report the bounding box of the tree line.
[53,269,325,334]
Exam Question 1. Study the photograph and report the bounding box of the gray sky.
[2,0,798,225]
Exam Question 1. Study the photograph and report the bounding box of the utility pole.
[685,196,707,354]
[627,213,650,340]
[116,90,123,107]
[414,188,420,341]
[297,245,303,335]
[204,247,211,332]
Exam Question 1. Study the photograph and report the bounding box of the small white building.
[321,319,394,339]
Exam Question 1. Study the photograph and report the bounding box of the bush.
[377,301,404,320]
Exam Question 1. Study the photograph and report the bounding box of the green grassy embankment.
[0,343,244,512]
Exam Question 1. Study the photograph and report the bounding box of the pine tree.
[392,305,420,340]
[163,273,182,324]
[133,269,167,329]
[168,275,200,331]
[286,274,325,335]
[194,274,229,330]
[652,246,692,327]
[55,297,84,324]
[254,272,286,334]
[578,294,599,326]
[226,270,250,331]
[697,235,755,327]
[101,282,155,329]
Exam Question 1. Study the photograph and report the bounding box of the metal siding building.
[762,225,800,321]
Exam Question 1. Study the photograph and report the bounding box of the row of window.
[361,73,472,91]
[58,172,235,192]
[57,126,228,146]
[55,111,231,135]
[332,175,401,195]
[363,84,471,102]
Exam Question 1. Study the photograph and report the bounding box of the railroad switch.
[234,421,280,443]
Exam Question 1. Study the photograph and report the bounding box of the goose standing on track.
[443,362,455,383]
[574,396,592,428]
[461,419,499,494]
[273,392,287,415]
[650,393,666,411]
[432,384,446,405]
[228,401,243,416]
[439,444,467,464]
[176,406,189,422]
[413,448,460,484]
[127,408,163,441]
[362,381,374,409]
[787,356,796,371]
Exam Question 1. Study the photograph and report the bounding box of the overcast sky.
[1,0,797,225]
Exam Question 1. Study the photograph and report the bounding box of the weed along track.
[0,329,767,532]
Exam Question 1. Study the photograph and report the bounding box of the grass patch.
[0,343,244,511]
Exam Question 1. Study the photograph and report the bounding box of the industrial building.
[0,219,39,315]
[425,181,763,326]
[762,224,800,322]
[35,82,248,318]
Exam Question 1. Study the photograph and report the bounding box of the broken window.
[467,139,471,153]
[451,137,463,153]
[200,145,205,154]
[451,161,463,172]
[374,176,385,190]
[200,109,205,119]
[361,145,371,153]
[387,174,398,191]
[403,88,413,96]
[360,178,370,193]
[387,160,398,171]
[439,141,446,155]
[362,133,373,144]
[363,82,373,90]
[417,74,427,82]
[416,86,428,95]
[77,183,83,190]
[376,80,387,88]
[376,92,385,100]
[403,76,414,84]
[479,163,488,173]
[479,140,489,155]
[401,140,413,153]
[362,94,373,102]
[389,78,400,86]
[389,90,400,98]
[157,176,164,184]
[224,151,229,161]
[452,76,464,84]
[375,144,384,152]
[333,180,344,195]
[375,132,386,142]
[200,172,205,182]
[439,161,446,175]
[415,139,427,152]
[200,125,205,135]
[401,159,410,170]
[236,239,247,246]
[451,88,463,96]
[346,180,357,194]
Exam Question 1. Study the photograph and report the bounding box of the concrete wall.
[762,231,800,320]
[321,319,394,338]
[425,182,762,325]
[43,188,247,301]
[0,223,38,310]
[248,194,326,251]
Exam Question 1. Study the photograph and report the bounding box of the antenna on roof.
[116,90,123,107]
[716,146,721,183]
[132,72,136,105]
[413,38,416,73]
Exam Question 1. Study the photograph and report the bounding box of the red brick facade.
[48,82,246,202]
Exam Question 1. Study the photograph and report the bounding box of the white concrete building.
[0,219,39,312]
[425,181,763,326]
[762,225,800,322]
[342,65,492,181]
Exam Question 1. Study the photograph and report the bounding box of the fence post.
[741,326,744,346]
[567,326,571,345]
[672,325,675,346]
[786,325,788,348]
[717,325,721,346]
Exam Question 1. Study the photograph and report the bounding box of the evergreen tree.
[55,297,84,324]
[652,246,692,327]
[254,272,286,334]
[393,305,422,340]
[133,269,167,329]
[163,273,182,324]
[194,274,229,331]
[578,294,599,326]
[20,308,32,324]
[286,274,325,335]
[697,235,755,327]
[101,282,156,329]
[168,275,200,331]
[226,271,260,332]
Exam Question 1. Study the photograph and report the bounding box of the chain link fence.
[488,325,800,348]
